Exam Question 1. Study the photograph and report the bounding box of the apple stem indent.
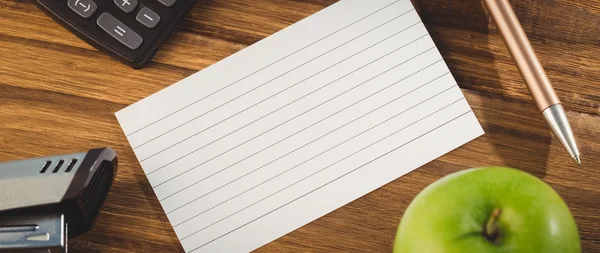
[484,208,501,243]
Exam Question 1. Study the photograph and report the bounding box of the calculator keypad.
[36,0,197,68]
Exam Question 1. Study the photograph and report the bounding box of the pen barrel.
[483,0,560,112]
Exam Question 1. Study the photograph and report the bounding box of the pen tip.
[574,156,581,165]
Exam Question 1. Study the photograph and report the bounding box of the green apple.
[394,167,580,253]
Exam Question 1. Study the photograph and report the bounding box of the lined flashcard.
[115,0,484,252]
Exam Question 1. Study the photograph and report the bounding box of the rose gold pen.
[483,0,581,164]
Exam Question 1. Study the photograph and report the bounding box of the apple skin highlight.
[393,167,581,253]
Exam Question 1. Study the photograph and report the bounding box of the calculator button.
[136,7,161,28]
[67,0,97,19]
[158,0,176,7]
[114,0,138,13]
[97,13,143,50]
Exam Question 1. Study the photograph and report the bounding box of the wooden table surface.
[1,0,599,252]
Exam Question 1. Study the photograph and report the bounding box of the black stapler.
[0,148,118,253]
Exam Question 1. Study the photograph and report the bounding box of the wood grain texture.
[1,0,599,252]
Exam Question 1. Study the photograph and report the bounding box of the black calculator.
[36,0,198,68]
